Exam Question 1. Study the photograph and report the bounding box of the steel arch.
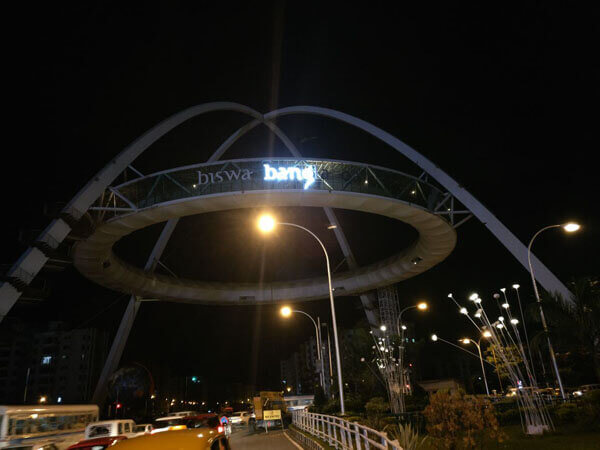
[0,102,573,325]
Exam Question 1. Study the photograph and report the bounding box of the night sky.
[2,3,598,397]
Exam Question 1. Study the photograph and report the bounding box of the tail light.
[217,426,224,433]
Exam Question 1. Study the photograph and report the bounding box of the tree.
[423,390,504,449]
[484,344,522,381]
[531,276,600,383]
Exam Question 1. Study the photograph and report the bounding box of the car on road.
[67,435,128,449]
[151,415,188,433]
[169,410,198,417]
[133,423,153,436]
[112,428,229,449]
[573,383,600,397]
[84,419,137,439]
[229,411,253,426]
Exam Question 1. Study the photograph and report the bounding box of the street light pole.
[527,223,580,399]
[395,302,427,413]
[462,338,490,395]
[260,215,345,414]
[279,222,345,414]
[284,308,325,389]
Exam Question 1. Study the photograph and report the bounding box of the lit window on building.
[42,356,52,365]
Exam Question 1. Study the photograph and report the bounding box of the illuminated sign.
[194,161,317,190]
[263,163,316,189]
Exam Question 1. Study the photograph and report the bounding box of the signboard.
[194,161,317,190]
[263,409,282,421]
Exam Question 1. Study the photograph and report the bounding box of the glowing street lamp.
[280,305,325,389]
[261,214,346,414]
[280,306,292,318]
[257,215,276,233]
[461,337,490,395]
[563,222,580,232]
[395,301,428,413]
[527,221,581,399]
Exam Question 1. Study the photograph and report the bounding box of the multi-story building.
[280,334,332,396]
[0,321,109,404]
[0,333,31,403]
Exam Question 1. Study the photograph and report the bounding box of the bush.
[382,416,398,426]
[313,386,327,411]
[423,390,505,449]
[321,399,340,415]
[384,422,428,450]
[344,393,366,413]
[362,397,390,430]
[344,415,363,423]
[365,397,389,415]
[553,403,579,424]
[496,407,520,426]
[577,390,600,429]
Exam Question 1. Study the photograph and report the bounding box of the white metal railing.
[292,410,402,450]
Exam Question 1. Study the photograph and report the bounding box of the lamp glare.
[563,222,580,232]
[258,214,276,233]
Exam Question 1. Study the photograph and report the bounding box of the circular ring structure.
[73,158,456,304]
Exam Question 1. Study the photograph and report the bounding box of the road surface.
[229,427,300,449]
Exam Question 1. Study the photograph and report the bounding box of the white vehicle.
[84,419,137,439]
[151,415,188,433]
[573,384,600,397]
[284,395,314,411]
[132,423,152,437]
[0,404,99,449]
[229,411,253,426]
[168,411,197,417]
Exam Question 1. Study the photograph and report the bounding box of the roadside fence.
[292,410,402,450]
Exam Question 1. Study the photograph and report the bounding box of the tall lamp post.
[527,222,580,399]
[281,306,326,390]
[395,302,428,413]
[258,214,346,414]
[461,338,490,395]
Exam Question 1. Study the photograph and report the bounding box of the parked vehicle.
[0,404,99,449]
[182,413,223,434]
[573,384,600,397]
[132,423,152,437]
[168,410,198,417]
[84,419,137,439]
[229,411,253,426]
[151,416,188,433]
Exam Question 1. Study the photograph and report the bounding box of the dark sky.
[2,3,598,396]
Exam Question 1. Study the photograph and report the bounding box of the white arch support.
[0,103,264,322]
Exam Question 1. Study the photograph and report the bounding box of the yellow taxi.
[112,428,230,449]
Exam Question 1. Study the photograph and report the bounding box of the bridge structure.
[0,102,573,405]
